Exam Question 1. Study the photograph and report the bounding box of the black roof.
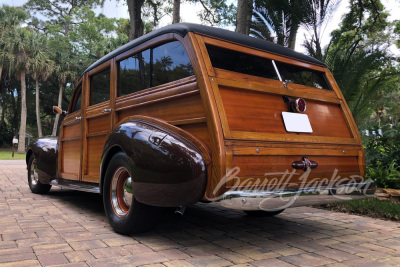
[84,23,325,73]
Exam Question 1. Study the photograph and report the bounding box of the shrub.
[0,121,13,148]
[364,123,400,189]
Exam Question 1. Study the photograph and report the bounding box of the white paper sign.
[282,112,313,133]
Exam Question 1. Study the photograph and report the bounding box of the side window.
[118,41,193,97]
[69,85,82,113]
[90,67,110,105]
[151,41,194,87]
[118,50,150,96]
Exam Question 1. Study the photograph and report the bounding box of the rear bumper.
[220,180,375,211]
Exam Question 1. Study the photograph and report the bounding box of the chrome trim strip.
[50,179,100,194]
[220,181,375,211]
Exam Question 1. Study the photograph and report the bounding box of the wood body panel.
[192,33,366,196]
[55,29,366,203]
[219,86,351,138]
[61,140,81,175]
[86,135,107,178]
[87,114,111,135]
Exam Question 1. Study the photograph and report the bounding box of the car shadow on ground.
[44,188,336,245]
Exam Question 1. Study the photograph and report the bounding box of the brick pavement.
[1,161,400,267]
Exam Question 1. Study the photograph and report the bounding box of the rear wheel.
[27,155,51,194]
[243,209,285,217]
[103,152,160,235]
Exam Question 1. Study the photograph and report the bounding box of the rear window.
[206,44,331,90]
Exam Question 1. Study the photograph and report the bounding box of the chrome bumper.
[220,181,376,211]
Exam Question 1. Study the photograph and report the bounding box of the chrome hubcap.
[111,167,133,217]
[30,159,39,186]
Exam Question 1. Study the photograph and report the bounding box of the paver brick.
[2,162,400,267]
[37,253,69,266]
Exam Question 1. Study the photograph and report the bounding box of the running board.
[50,179,100,194]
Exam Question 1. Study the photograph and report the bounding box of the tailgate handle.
[292,157,318,171]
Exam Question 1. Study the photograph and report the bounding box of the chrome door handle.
[75,116,82,120]
[102,109,111,113]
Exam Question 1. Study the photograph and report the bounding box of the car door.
[59,82,83,181]
[82,62,114,183]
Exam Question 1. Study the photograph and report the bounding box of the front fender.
[100,117,207,207]
[26,136,58,184]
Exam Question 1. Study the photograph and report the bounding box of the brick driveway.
[1,161,400,267]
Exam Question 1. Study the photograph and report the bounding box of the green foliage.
[321,0,399,127]
[186,0,236,26]
[322,198,400,221]
[0,121,13,147]
[364,123,400,189]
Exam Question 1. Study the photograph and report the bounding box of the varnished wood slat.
[188,33,227,199]
[86,131,108,138]
[228,155,360,186]
[178,122,211,150]
[230,131,357,145]
[169,117,207,126]
[115,78,199,111]
[215,70,341,104]
[59,173,79,180]
[62,123,81,139]
[61,137,80,142]
[60,140,80,177]
[117,92,206,124]
[86,135,107,177]
[87,115,111,135]
[232,147,359,156]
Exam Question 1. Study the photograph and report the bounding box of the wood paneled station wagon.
[27,23,375,234]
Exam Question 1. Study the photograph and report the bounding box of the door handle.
[102,109,111,113]
[75,116,82,120]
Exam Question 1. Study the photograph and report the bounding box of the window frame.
[68,81,83,114]
[87,61,112,108]
[115,35,195,99]
[201,36,334,92]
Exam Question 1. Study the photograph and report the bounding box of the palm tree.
[3,27,34,153]
[0,5,29,82]
[50,36,78,136]
[29,31,55,138]
[251,0,309,49]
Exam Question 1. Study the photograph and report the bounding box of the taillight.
[295,98,306,113]
[283,96,307,113]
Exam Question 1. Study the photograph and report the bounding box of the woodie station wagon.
[27,23,375,234]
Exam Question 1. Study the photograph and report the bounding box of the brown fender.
[26,136,58,184]
[100,116,209,207]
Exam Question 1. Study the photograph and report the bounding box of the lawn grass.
[318,197,400,221]
[0,148,26,160]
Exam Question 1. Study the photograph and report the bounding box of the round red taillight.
[295,98,306,113]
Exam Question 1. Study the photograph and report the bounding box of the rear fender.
[26,136,59,184]
[100,116,209,207]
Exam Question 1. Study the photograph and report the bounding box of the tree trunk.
[287,22,299,49]
[0,66,4,123]
[172,0,180,24]
[236,0,253,35]
[127,0,145,41]
[35,78,43,138]
[52,82,63,136]
[17,71,26,154]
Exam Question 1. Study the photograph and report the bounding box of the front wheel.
[243,209,285,217]
[103,152,161,235]
[27,155,51,194]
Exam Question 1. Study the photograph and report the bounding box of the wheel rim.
[111,166,133,217]
[30,159,39,186]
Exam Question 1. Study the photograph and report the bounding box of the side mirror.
[53,106,67,115]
